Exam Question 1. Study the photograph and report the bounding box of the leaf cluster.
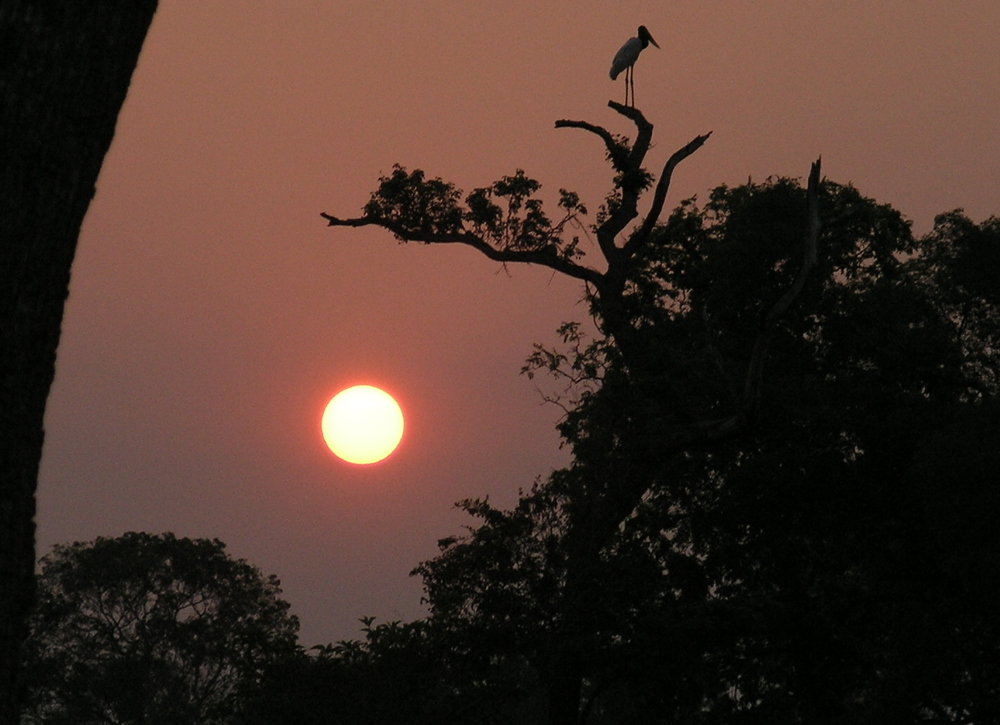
[362,166,464,236]
[363,164,588,260]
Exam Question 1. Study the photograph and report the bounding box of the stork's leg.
[630,65,636,106]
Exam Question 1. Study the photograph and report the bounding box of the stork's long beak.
[648,34,660,49]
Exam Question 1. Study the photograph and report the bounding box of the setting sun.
[321,385,404,465]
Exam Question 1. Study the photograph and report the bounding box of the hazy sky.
[37,2,1000,646]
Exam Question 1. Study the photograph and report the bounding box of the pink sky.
[37,2,1000,645]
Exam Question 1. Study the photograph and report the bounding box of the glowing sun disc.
[321,385,404,465]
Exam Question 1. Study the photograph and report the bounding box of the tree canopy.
[21,532,299,725]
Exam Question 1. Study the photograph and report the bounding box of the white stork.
[609,25,660,107]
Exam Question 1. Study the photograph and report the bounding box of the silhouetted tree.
[21,532,299,725]
[417,189,1000,723]
[0,4,157,721]
[603,187,1000,722]
[324,100,999,724]
[323,102,827,725]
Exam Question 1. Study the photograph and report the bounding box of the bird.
[609,25,660,107]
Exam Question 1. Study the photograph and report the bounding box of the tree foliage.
[21,532,299,725]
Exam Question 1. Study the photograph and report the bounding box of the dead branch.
[556,104,663,268]
[741,157,823,417]
[607,102,654,170]
[624,131,713,259]
[595,104,654,248]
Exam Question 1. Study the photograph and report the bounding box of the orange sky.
[37,1,1000,645]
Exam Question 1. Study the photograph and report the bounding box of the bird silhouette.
[610,25,660,107]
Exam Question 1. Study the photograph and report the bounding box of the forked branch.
[606,101,654,170]
[555,104,711,274]
[625,131,713,258]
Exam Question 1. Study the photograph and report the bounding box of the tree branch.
[553,119,627,171]
[555,107,710,279]
[320,213,605,286]
[591,104,657,264]
[741,157,823,416]
[624,131,714,259]
[607,102,654,170]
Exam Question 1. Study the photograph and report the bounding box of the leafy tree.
[324,100,1000,724]
[0,4,158,720]
[613,187,1000,723]
[421,191,1000,723]
[21,532,299,725]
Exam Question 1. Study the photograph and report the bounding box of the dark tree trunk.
[0,3,157,722]
[547,665,584,725]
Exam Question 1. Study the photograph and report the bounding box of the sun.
[321,385,404,465]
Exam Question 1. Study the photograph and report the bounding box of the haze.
[37,1,1000,646]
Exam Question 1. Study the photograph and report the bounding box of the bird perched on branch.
[610,25,660,107]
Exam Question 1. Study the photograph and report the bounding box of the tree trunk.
[547,658,584,725]
[0,3,157,722]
